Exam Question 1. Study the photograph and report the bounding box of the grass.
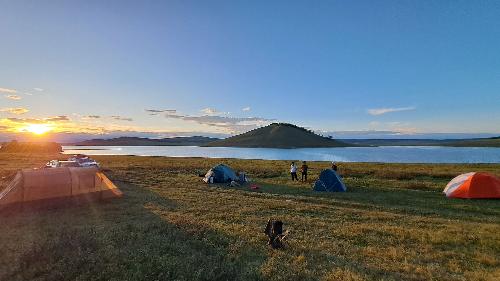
[0,153,499,280]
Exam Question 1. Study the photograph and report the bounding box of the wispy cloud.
[33,88,44,92]
[200,108,231,116]
[162,110,275,134]
[45,115,70,122]
[145,109,177,116]
[4,94,22,100]
[111,115,133,121]
[367,106,416,116]
[0,87,17,94]
[6,115,70,123]
[200,108,220,115]
[82,115,101,119]
[367,120,419,135]
[0,107,29,114]
[7,117,45,124]
[242,107,251,112]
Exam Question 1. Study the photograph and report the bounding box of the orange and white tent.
[444,172,500,199]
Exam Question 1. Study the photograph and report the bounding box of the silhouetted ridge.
[204,123,351,148]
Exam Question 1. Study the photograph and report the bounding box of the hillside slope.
[205,123,350,148]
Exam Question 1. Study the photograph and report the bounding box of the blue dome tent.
[313,169,346,192]
[203,164,238,183]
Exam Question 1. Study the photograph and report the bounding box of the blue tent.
[313,169,346,192]
[204,164,238,183]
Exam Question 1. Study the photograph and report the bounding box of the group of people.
[290,161,338,182]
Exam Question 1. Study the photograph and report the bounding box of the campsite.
[1,152,499,280]
[2,1,500,280]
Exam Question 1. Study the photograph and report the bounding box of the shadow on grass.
[0,181,266,281]
[223,181,500,223]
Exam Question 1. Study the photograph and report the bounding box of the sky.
[0,0,499,141]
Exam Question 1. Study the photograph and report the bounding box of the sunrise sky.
[1,0,499,141]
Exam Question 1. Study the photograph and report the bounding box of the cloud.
[6,117,45,124]
[45,115,70,122]
[366,120,419,135]
[5,94,22,100]
[0,87,17,94]
[33,88,44,92]
[164,111,275,134]
[242,107,251,112]
[145,109,177,116]
[200,108,230,116]
[111,115,133,121]
[367,106,416,116]
[6,115,70,123]
[84,115,101,119]
[201,108,218,115]
[0,107,29,114]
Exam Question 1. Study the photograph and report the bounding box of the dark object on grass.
[264,219,289,249]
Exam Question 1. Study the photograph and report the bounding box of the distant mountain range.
[342,137,500,147]
[204,123,351,148]
[66,126,500,148]
[69,136,219,146]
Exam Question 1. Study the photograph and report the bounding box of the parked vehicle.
[45,160,81,168]
[45,154,99,168]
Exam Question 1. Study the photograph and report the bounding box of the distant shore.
[61,145,500,164]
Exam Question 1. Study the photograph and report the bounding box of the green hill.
[204,123,351,148]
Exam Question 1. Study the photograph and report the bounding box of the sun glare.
[23,124,52,135]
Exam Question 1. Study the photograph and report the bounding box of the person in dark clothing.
[331,162,338,172]
[264,219,284,249]
[300,161,308,182]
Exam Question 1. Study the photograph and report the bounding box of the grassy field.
[0,153,499,281]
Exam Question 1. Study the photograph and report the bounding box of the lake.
[62,146,500,164]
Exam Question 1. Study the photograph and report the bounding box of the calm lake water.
[62,146,500,164]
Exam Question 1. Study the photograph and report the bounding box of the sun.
[23,124,52,135]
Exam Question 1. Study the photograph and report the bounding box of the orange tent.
[444,172,500,199]
[0,167,122,209]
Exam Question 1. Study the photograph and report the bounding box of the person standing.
[290,162,298,181]
[300,161,308,182]
[331,162,338,172]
